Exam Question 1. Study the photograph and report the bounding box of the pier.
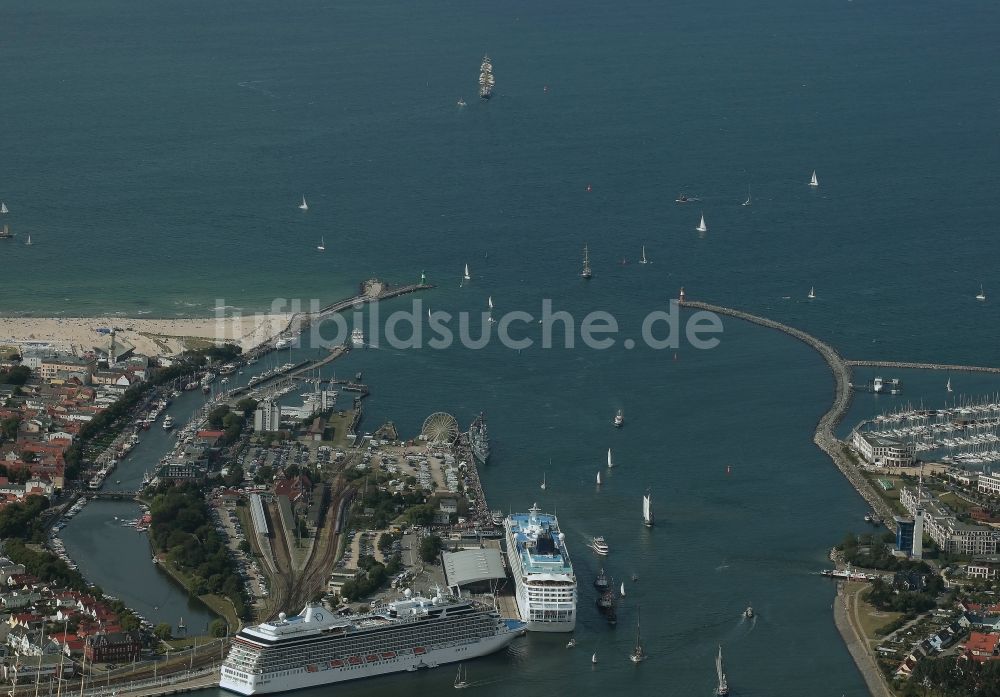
[845,359,1000,374]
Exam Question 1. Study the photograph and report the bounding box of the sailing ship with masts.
[479,55,495,100]
[582,245,592,279]
[715,645,730,696]
[642,488,654,527]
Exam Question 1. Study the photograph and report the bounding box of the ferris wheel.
[421,412,460,444]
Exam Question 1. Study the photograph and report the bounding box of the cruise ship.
[504,503,577,632]
[220,591,524,695]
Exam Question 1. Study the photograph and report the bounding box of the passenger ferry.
[219,591,524,694]
[504,503,577,633]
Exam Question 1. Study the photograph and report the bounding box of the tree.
[153,623,173,641]
[209,619,228,637]
[0,366,31,386]
[1,416,20,441]
[377,533,395,555]
[238,540,252,555]
[254,465,274,485]
[419,535,442,563]
[235,398,258,416]
[208,405,231,429]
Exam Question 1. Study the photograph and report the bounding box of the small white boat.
[566,638,576,649]
[947,378,953,393]
[592,652,598,665]
[629,609,646,664]
[457,98,467,107]
[620,581,626,597]
[0,202,7,214]
[976,284,986,301]
[540,473,547,491]
[744,604,754,620]
[809,170,819,187]
[696,213,708,233]
[639,245,648,264]
[24,234,31,246]
[807,286,816,300]
[464,263,471,281]
[607,448,614,468]
[317,236,325,251]
[299,195,309,211]
[488,295,494,310]
[614,410,623,428]
[596,471,602,485]
[742,185,751,206]
[643,488,654,527]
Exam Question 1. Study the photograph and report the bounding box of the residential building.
[38,355,94,382]
[963,632,1000,662]
[83,631,142,663]
[979,473,1000,497]
[967,556,1000,580]
[902,487,1000,556]
[253,400,281,432]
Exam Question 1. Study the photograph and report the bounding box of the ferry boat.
[503,503,577,632]
[479,55,495,100]
[468,412,490,464]
[351,328,365,347]
[219,591,524,695]
[819,564,876,582]
[162,415,175,430]
[590,536,609,556]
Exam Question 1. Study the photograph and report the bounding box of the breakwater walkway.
[846,359,1000,374]
[679,300,895,523]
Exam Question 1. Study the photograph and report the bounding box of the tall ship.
[504,503,577,632]
[219,591,524,695]
[479,55,495,100]
[468,412,490,464]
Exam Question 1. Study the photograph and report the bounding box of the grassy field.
[325,410,357,448]
[857,586,904,640]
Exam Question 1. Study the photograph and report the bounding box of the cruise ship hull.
[220,629,519,695]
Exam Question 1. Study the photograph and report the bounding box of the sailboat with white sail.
[464,263,471,282]
[742,185,751,206]
[809,170,819,187]
[540,472,546,491]
[607,448,614,468]
[808,286,816,300]
[696,213,708,233]
[619,581,626,598]
[715,645,730,696]
[639,245,648,264]
[454,664,468,689]
[582,245,592,279]
[0,202,7,214]
[977,284,986,301]
[317,236,325,251]
[487,296,496,324]
[629,608,646,663]
[25,234,32,246]
[298,195,309,211]
[642,488,654,527]
[596,471,601,486]
[947,378,953,393]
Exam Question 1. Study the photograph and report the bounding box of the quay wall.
[679,300,895,524]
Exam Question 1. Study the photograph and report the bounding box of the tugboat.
[744,603,754,620]
[479,55,495,100]
[594,568,610,591]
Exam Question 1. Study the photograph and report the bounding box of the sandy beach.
[0,314,292,358]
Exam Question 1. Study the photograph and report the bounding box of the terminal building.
[850,431,916,468]
[441,548,507,595]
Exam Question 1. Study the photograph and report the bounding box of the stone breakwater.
[680,300,894,524]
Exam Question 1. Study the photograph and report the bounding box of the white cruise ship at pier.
[504,503,577,632]
[220,590,524,695]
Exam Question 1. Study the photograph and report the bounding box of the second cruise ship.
[504,503,577,632]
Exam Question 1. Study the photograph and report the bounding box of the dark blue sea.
[5,0,1000,694]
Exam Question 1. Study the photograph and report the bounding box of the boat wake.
[237,80,279,99]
